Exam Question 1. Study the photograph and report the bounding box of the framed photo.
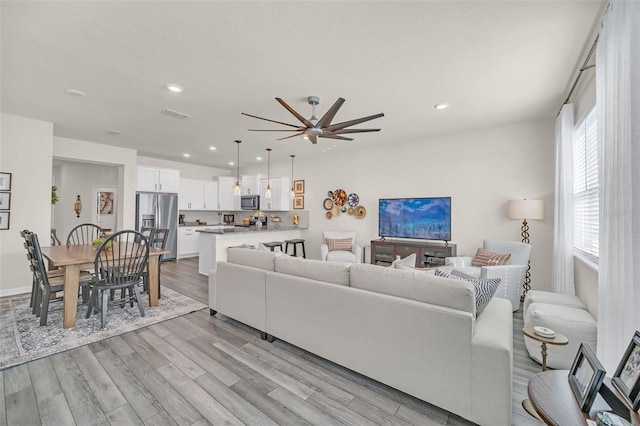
[568,342,606,412]
[294,195,304,209]
[0,212,9,230]
[98,191,115,214]
[613,330,640,411]
[294,180,305,194]
[0,172,11,191]
[0,192,10,210]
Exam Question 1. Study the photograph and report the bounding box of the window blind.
[573,106,599,261]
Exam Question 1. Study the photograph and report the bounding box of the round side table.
[521,326,569,421]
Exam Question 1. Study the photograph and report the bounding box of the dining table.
[40,243,169,328]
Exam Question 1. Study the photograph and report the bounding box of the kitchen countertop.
[197,225,306,234]
[179,223,234,227]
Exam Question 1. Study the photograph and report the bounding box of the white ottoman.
[524,302,597,369]
[523,290,587,316]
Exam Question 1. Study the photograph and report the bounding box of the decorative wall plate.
[333,189,347,206]
[348,207,354,215]
[354,206,367,219]
[326,211,332,219]
[331,204,341,216]
[341,206,347,212]
[327,190,334,198]
[323,198,333,210]
[348,193,359,207]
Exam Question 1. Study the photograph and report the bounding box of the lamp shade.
[507,199,544,220]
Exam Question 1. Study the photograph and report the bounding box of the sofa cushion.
[392,253,416,269]
[471,248,511,267]
[435,270,500,316]
[326,250,357,263]
[350,264,475,315]
[227,247,276,271]
[325,237,353,252]
[275,255,351,286]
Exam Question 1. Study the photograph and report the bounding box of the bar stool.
[284,239,306,258]
[262,241,284,252]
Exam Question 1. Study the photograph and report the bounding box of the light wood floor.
[1,258,543,426]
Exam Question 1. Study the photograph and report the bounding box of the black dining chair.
[66,223,104,245]
[24,231,92,325]
[21,230,63,311]
[142,228,169,298]
[86,230,149,328]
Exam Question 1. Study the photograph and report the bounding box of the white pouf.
[524,302,597,369]
[523,290,587,316]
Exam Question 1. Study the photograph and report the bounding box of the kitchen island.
[197,226,306,275]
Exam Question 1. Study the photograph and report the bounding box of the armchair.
[320,231,362,264]
[445,239,532,311]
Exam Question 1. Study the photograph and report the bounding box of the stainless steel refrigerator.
[135,192,178,260]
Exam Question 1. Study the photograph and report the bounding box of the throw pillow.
[471,248,511,267]
[435,269,501,316]
[325,237,352,252]
[392,253,416,269]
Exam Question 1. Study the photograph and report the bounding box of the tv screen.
[378,197,451,241]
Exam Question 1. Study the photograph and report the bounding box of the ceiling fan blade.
[276,132,305,141]
[316,97,345,128]
[319,135,354,141]
[308,135,318,144]
[327,113,385,132]
[248,129,302,132]
[241,112,301,129]
[330,128,381,134]
[276,98,314,128]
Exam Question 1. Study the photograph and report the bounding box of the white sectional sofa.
[209,248,514,426]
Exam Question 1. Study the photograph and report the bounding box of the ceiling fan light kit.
[233,140,242,196]
[265,148,272,199]
[242,96,384,144]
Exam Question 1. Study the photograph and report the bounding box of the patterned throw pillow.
[325,238,353,252]
[471,248,511,267]
[435,269,501,316]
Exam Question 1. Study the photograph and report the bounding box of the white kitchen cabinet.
[259,176,291,211]
[241,173,266,195]
[179,179,204,210]
[217,176,238,211]
[203,181,218,210]
[178,227,199,258]
[137,166,180,193]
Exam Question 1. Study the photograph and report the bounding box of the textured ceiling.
[1,1,604,170]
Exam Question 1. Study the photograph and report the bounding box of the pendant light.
[233,140,242,196]
[290,154,296,199]
[264,148,272,199]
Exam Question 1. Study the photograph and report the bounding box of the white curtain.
[551,103,575,295]
[596,0,640,372]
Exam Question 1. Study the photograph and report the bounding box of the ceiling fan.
[242,96,384,144]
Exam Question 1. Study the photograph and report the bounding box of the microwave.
[240,194,260,210]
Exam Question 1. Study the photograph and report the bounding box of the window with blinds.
[573,105,598,262]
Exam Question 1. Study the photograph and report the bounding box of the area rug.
[0,287,207,370]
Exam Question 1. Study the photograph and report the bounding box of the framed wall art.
[568,342,606,412]
[612,330,640,411]
[294,180,305,194]
[0,172,11,191]
[0,212,10,230]
[294,195,304,210]
[0,192,10,210]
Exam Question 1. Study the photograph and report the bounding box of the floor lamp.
[507,199,544,300]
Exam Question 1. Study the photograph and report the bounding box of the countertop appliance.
[179,214,185,225]
[223,214,235,224]
[240,194,260,210]
[136,192,178,260]
[249,215,268,227]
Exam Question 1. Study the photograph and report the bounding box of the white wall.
[53,137,137,231]
[137,155,230,180]
[52,161,119,241]
[248,119,556,291]
[0,114,53,296]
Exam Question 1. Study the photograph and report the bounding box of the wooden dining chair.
[21,230,63,311]
[86,230,149,328]
[142,228,168,298]
[66,223,104,245]
[25,231,93,325]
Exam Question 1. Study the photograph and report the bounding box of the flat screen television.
[378,197,451,241]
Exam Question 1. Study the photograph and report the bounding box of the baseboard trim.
[0,286,31,298]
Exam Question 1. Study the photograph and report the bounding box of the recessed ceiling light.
[209,146,217,151]
[256,156,262,161]
[166,83,183,93]
[229,161,235,165]
[65,89,86,97]
[434,103,450,110]
[183,153,190,157]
